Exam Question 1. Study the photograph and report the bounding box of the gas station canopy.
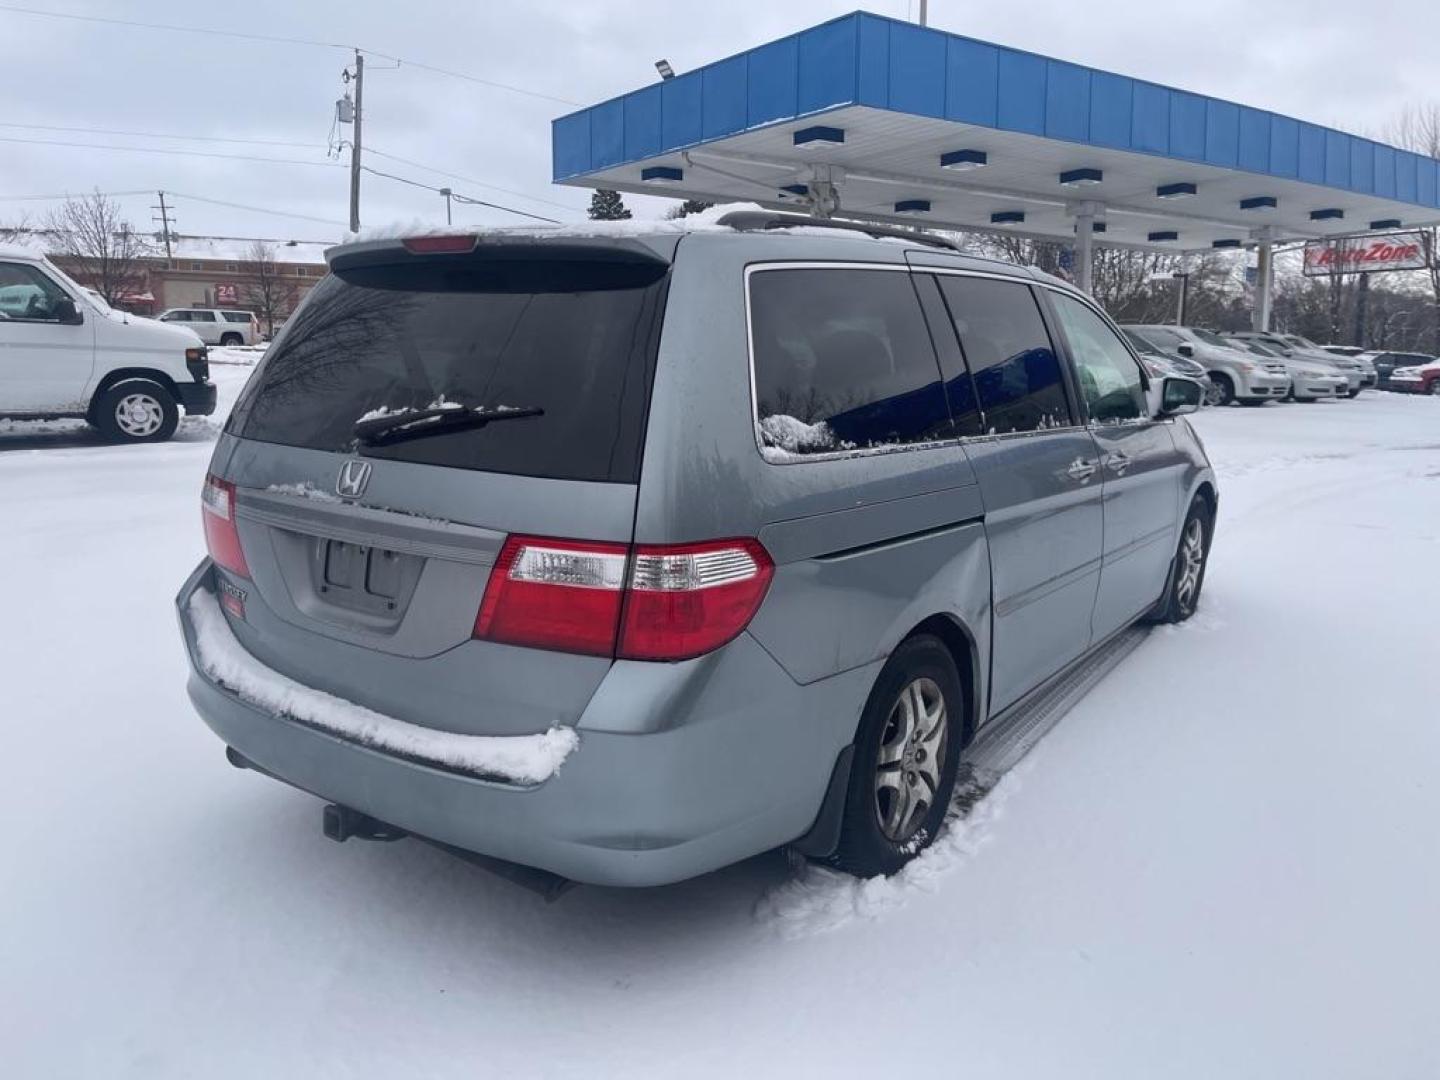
[552,11,1440,253]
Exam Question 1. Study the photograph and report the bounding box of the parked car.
[1124,324,1289,406]
[1226,338,1348,401]
[1322,345,1366,357]
[1228,331,1368,395]
[158,307,261,347]
[1277,333,1378,389]
[175,218,1216,887]
[1386,358,1440,395]
[1121,329,1213,402]
[1365,350,1438,389]
[0,245,216,441]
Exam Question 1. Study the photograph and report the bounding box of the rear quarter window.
[229,256,668,483]
[748,267,952,459]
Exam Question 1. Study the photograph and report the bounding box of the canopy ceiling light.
[1370,218,1403,229]
[1148,230,1179,242]
[1212,239,1242,249]
[1060,167,1103,187]
[1241,196,1278,211]
[991,210,1025,225]
[894,199,931,215]
[940,149,988,170]
[640,166,683,184]
[1310,208,1344,221]
[792,126,844,150]
[1157,182,1198,200]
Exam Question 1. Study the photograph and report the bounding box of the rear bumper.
[175,561,871,886]
[176,380,218,416]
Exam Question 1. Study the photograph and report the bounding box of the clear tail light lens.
[201,474,250,578]
[619,540,773,660]
[473,536,773,661]
[474,537,629,657]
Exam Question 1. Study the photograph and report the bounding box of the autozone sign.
[1303,232,1430,276]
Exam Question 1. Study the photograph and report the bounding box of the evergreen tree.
[588,189,632,221]
[665,199,714,220]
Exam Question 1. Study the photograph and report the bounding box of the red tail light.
[201,474,250,578]
[402,234,479,254]
[474,536,773,662]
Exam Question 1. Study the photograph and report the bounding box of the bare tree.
[42,192,151,306]
[242,240,297,337]
[1384,103,1440,352]
[0,213,30,244]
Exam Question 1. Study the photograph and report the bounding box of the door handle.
[1066,458,1098,482]
[1105,451,1131,475]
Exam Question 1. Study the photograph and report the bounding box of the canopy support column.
[1069,200,1102,295]
[1252,229,1276,331]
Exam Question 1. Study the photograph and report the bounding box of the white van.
[0,245,216,442]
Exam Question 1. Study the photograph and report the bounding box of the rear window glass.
[748,268,951,457]
[222,312,252,323]
[935,277,1071,434]
[229,257,667,483]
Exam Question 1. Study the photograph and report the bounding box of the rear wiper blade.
[354,404,543,447]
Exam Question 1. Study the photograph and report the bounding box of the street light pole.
[439,187,453,225]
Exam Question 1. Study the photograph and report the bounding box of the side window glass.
[0,262,71,322]
[750,269,951,458]
[1050,294,1147,424]
[935,276,1071,434]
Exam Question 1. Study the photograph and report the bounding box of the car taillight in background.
[201,474,250,578]
[475,536,773,661]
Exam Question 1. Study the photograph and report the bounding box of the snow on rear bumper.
[175,560,866,886]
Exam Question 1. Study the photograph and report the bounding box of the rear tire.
[1207,372,1235,406]
[1429,382,1440,396]
[1151,497,1213,624]
[219,332,243,347]
[830,635,966,878]
[94,379,179,443]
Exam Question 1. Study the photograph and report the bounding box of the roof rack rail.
[714,210,966,253]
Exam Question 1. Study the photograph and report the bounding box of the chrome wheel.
[114,392,164,437]
[1175,517,1205,613]
[873,676,948,843]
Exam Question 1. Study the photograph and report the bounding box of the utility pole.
[152,190,174,260]
[349,49,364,234]
[439,187,453,225]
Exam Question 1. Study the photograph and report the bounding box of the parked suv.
[1124,324,1289,406]
[176,218,1215,887]
[1366,350,1438,389]
[0,245,216,441]
[158,307,261,347]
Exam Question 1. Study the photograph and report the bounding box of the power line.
[359,166,562,225]
[0,121,320,150]
[0,134,341,168]
[366,147,577,211]
[166,191,346,228]
[0,189,152,202]
[0,3,580,107]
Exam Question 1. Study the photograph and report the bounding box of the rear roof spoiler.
[326,233,673,273]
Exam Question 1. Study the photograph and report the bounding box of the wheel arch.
[87,369,182,422]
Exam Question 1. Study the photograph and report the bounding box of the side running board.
[962,626,1149,783]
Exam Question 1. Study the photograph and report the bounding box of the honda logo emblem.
[335,459,372,499]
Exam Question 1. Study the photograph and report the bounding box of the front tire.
[94,379,179,443]
[1151,498,1213,624]
[219,332,243,347]
[830,635,966,878]
[1346,388,1361,399]
[1207,372,1235,406]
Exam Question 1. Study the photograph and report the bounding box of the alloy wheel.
[1175,517,1205,613]
[873,676,948,843]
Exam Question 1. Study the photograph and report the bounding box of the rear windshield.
[229,256,668,483]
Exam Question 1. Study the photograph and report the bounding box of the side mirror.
[1177,343,1195,358]
[54,297,84,326]
[1159,376,1202,417]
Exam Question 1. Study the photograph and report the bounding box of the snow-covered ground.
[2,380,1437,1078]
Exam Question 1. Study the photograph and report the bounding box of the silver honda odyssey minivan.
[177,214,1216,887]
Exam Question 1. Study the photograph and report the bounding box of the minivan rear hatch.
[210,234,673,739]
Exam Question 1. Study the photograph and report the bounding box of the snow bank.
[186,589,577,784]
[756,767,1024,938]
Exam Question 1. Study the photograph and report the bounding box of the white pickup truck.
[0,245,216,442]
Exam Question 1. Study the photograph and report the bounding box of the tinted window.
[0,262,71,321]
[1051,294,1146,423]
[749,268,950,456]
[222,312,252,323]
[935,277,1071,434]
[231,258,667,483]
[1135,326,1183,348]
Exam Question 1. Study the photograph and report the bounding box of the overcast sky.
[2,0,1437,244]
